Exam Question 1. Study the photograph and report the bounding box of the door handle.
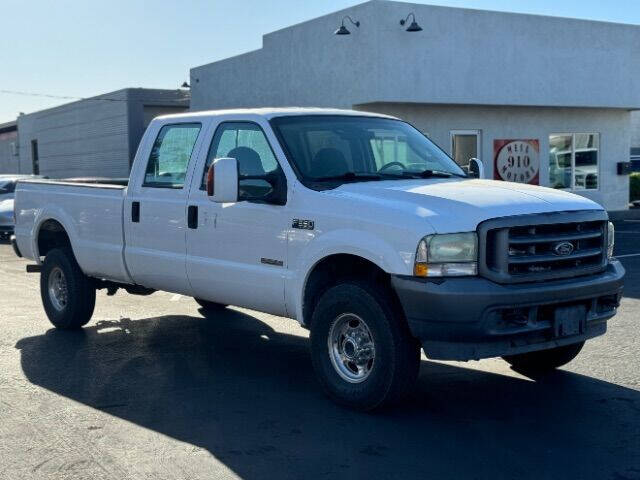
[131,202,140,223]
[188,205,198,229]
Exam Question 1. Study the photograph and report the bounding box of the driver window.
[202,122,282,199]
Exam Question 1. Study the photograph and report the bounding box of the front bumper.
[0,225,12,236]
[391,260,625,361]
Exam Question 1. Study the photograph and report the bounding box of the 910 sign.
[493,139,540,185]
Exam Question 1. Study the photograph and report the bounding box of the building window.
[450,130,481,171]
[31,140,39,175]
[549,133,599,190]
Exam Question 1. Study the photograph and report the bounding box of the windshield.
[270,115,466,187]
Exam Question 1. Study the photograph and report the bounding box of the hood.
[329,179,602,233]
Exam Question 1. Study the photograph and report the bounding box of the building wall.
[632,111,640,152]
[125,89,190,169]
[190,0,640,111]
[17,89,189,178]
[358,103,631,210]
[0,129,19,174]
[17,90,131,178]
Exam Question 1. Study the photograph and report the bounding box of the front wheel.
[503,341,585,372]
[40,248,96,329]
[309,281,421,411]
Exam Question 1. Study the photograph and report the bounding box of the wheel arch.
[300,252,403,328]
[33,215,77,263]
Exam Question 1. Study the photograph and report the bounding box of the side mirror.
[468,158,484,179]
[207,157,238,203]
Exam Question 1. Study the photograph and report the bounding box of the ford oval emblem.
[553,241,574,256]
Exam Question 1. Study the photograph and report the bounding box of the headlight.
[414,232,478,277]
[607,221,614,260]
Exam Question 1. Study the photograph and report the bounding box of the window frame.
[199,120,287,204]
[449,130,482,169]
[548,132,600,191]
[141,122,202,190]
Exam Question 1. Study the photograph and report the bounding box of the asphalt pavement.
[0,221,638,480]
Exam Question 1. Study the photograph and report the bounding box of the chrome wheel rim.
[328,313,376,383]
[48,267,68,311]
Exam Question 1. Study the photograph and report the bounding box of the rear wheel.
[503,341,585,372]
[309,281,420,411]
[40,248,96,329]
[194,298,227,312]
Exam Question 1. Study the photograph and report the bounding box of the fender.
[31,207,80,264]
[288,228,415,325]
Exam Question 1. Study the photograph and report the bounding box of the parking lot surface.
[0,221,638,480]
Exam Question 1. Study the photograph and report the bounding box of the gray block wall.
[17,90,131,178]
[632,111,640,153]
[17,89,189,178]
[190,0,640,111]
[0,124,19,174]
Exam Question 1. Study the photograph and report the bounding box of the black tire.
[309,281,421,411]
[194,298,227,312]
[40,247,96,329]
[503,341,585,372]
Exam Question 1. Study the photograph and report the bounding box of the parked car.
[12,109,624,410]
[0,175,41,239]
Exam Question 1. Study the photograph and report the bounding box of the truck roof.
[155,107,398,121]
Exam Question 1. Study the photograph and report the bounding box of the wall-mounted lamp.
[335,15,360,35]
[400,13,422,32]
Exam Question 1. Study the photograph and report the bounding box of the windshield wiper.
[310,172,382,182]
[395,169,466,179]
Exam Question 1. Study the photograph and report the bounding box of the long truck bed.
[14,179,132,284]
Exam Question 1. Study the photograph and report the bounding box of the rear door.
[124,121,205,294]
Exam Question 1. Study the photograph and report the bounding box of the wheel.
[194,298,227,312]
[503,341,585,372]
[309,281,421,411]
[40,248,96,329]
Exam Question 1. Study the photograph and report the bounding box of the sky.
[0,0,638,123]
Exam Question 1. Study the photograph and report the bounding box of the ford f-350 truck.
[12,108,624,410]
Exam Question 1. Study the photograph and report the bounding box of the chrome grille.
[478,211,608,284]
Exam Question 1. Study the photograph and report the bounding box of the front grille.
[478,211,608,284]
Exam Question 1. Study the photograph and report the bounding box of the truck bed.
[14,180,131,284]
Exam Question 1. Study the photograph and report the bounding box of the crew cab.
[13,108,624,410]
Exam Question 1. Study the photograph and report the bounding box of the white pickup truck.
[12,108,624,410]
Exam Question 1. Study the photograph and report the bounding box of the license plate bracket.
[553,305,587,338]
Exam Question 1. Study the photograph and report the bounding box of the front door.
[186,120,289,316]
[125,122,204,294]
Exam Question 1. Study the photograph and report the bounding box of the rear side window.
[143,123,201,188]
